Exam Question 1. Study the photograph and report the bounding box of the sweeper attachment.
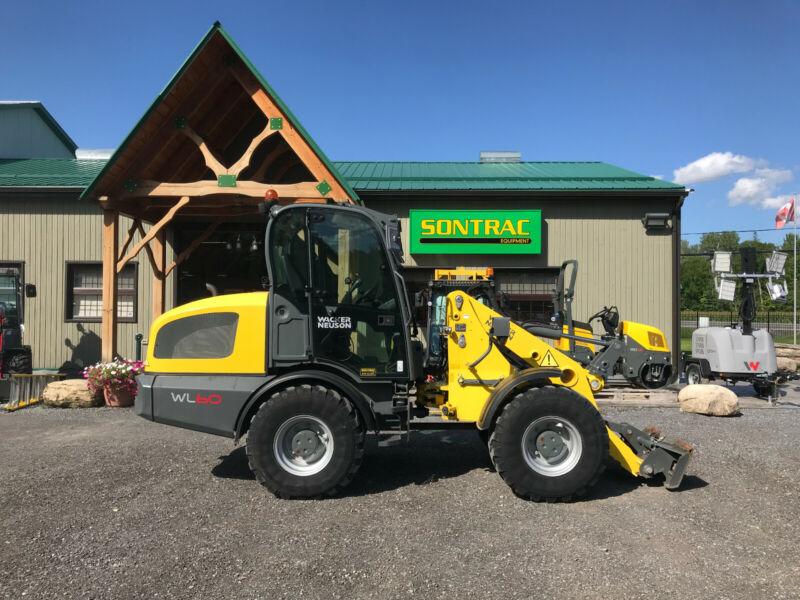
[135,203,692,500]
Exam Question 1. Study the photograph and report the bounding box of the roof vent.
[480,151,521,163]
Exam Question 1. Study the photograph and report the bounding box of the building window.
[495,269,559,324]
[66,262,137,322]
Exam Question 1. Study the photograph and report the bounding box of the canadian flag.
[775,197,795,229]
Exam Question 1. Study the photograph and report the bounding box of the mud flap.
[607,421,693,490]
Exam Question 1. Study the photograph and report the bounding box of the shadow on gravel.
[211,430,708,500]
[581,466,709,502]
[213,447,255,480]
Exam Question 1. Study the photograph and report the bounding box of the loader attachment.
[606,421,693,489]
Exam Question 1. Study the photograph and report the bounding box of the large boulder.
[678,384,739,417]
[41,379,102,408]
[775,343,800,360]
[776,356,797,374]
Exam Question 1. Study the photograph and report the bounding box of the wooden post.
[102,209,119,361]
[152,228,166,318]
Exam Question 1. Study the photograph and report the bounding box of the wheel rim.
[273,415,334,476]
[686,366,700,385]
[521,416,583,477]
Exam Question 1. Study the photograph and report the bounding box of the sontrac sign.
[409,209,543,255]
[171,392,223,405]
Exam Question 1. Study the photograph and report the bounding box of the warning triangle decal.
[539,349,559,368]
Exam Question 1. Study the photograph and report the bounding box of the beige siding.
[0,192,170,370]
[364,196,676,348]
[1,192,676,369]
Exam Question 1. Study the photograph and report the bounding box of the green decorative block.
[269,117,283,130]
[316,180,332,196]
[175,116,187,129]
[123,179,138,192]
[217,174,237,188]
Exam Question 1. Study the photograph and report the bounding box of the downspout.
[671,191,689,381]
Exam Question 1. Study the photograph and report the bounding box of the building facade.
[0,26,687,373]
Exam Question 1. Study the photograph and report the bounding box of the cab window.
[154,312,239,359]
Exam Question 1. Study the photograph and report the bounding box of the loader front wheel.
[246,384,364,499]
[489,386,607,501]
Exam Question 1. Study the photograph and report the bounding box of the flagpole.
[794,198,797,345]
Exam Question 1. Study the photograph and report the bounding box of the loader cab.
[266,204,416,382]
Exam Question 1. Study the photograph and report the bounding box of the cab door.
[307,208,408,380]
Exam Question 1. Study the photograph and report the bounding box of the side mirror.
[25,284,37,298]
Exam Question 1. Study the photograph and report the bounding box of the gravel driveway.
[1,404,799,599]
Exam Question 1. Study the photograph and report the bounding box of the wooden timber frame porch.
[82,22,359,361]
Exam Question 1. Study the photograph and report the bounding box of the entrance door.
[307,209,407,379]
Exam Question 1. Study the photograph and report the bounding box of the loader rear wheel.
[246,384,364,499]
[489,386,607,501]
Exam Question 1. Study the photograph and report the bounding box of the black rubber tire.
[246,384,364,499]
[634,363,671,389]
[685,363,707,386]
[489,386,607,502]
[7,349,32,374]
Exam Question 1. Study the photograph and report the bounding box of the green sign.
[409,209,542,254]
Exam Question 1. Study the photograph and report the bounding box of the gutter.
[357,188,690,198]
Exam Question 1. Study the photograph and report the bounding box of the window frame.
[0,261,25,324]
[64,260,138,324]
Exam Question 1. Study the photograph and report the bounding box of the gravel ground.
[2,404,799,600]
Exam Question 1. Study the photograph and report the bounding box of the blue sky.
[4,0,798,242]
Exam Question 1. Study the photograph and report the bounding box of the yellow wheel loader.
[136,203,692,500]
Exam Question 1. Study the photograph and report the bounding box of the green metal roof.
[0,101,78,156]
[81,22,359,203]
[333,161,685,192]
[0,159,686,193]
[0,158,105,188]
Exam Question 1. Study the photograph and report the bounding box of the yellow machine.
[137,204,692,501]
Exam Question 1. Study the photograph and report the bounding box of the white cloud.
[761,194,795,210]
[673,151,764,185]
[649,174,663,180]
[727,168,794,207]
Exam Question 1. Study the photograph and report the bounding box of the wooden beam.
[117,196,190,272]
[164,218,224,277]
[117,219,140,262]
[228,123,276,176]
[135,221,163,279]
[102,209,119,362]
[179,126,227,177]
[151,229,166,318]
[227,62,354,203]
[170,93,256,182]
[123,179,323,200]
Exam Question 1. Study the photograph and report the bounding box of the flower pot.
[104,386,134,408]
